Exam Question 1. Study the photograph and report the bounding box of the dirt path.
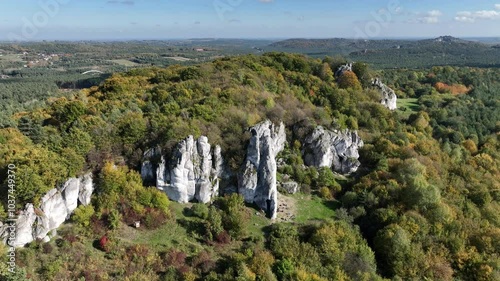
[275,193,297,223]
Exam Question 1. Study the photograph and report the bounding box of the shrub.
[273,259,295,281]
[107,209,121,230]
[216,231,231,244]
[317,167,339,191]
[144,208,169,229]
[99,235,109,252]
[191,251,216,274]
[248,250,276,279]
[191,203,209,219]
[42,243,54,254]
[72,205,95,228]
[319,187,333,200]
[205,207,224,241]
[164,249,187,269]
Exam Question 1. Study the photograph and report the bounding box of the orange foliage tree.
[434,82,470,95]
[337,71,362,90]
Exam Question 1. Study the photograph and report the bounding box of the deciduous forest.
[0,51,498,281]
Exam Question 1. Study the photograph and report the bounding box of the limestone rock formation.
[35,188,68,241]
[141,136,223,204]
[238,120,286,219]
[302,126,364,174]
[372,78,397,110]
[335,62,353,78]
[10,204,37,248]
[279,181,300,194]
[3,173,94,248]
[78,173,94,206]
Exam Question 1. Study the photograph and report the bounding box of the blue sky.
[1,0,499,40]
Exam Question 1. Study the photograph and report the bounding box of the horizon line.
[1,35,500,43]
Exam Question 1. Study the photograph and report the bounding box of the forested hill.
[0,53,499,280]
[267,36,500,68]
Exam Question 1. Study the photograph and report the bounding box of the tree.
[318,63,334,82]
[337,71,362,90]
[72,205,95,228]
[374,224,423,278]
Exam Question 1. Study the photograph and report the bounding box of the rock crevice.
[238,120,286,219]
[141,136,223,204]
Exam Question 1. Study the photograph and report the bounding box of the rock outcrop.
[372,78,397,110]
[302,126,363,174]
[279,181,300,194]
[238,120,286,219]
[335,62,353,78]
[141,136,223,204]
[7,204,36,247]
[2,173,94,248]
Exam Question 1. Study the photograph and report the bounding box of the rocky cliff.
[238,120,286,219]
[0,173,93,248]
[141,136,223,204]
[373,78,397,110]
[141,121,363,219]
[302,126,363,174]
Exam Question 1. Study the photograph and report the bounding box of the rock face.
[335,62,353,78]
[238,120,286,219]
[302,126,364,174]
[142,136,223,204]
[279,181,300,194]
[372,78,397,110]
[10,204,36,247]
[2,173,94,248]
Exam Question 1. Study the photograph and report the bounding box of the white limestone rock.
[62,178,80,213]
[302,126,364,174]
[372,78,397,110]
[144,136,222,204]
[78,173,94,206]
[238,120,286,219]
[10,204,36,248]
[335,62,353,78]
[3,173,94,248]
[35,188,68,240]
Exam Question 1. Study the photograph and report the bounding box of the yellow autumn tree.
[337,70,362,90]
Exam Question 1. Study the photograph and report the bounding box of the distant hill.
[267,36,500,68]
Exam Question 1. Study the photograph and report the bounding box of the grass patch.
[398,98,419,112]
[110,59,140,66]
[247,209,272,236]
[293,195,339,223]
[163,56,192,62]
[398,98,420,117]
[0,54,23,62]
[109,201,205,253]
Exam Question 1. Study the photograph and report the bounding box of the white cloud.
[454,5,500,23]
[416,10,443,24]
[428,10,443,17]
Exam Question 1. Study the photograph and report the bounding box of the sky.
[0,0,499,41]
